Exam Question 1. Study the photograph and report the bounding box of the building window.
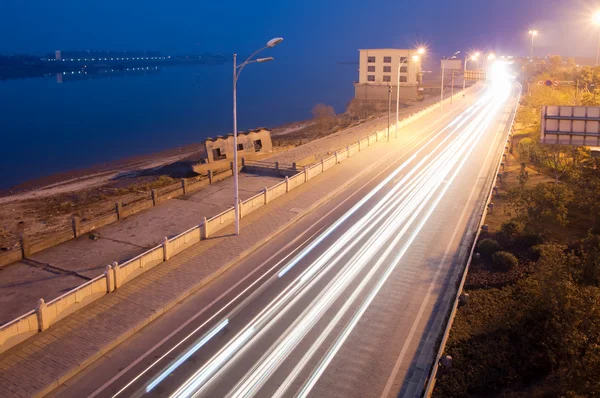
[368,65,375,72]
[367,75,375,82]
[383,56,391,63]
[237,143,244,151]
[253,139,263,151]
[400,66,408,73]
[400,76,408,83]
[383,75,391,82]
[383,66,391,73]
[368,56,376,63]
[212,148,226,160]
[400,57,407,63]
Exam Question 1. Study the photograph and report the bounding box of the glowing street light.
[395,49,425,138]
[463,51,480,91]
[232,37,283,235]
[528,30,538,61]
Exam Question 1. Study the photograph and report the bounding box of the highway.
[50,71,520,398]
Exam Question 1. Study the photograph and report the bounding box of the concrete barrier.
[0,248,22,268]
[186,176,210,193]
[268,180,287,202]
[241,192,265,217]
[206,207,236,236]
[307,163,322,180]
[323,155,337,171]
[0,311,38,355]
[170,226,202,257]
[348,143,360,157]
[287,172,304,191]
[79,212,119,235]
[212,169,233,183]
[120,198,154,218]
[27,229,75,256]
[337,149,348,163]
[116,245,164,287]
[43,274,108,328]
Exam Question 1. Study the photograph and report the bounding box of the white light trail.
[168,86,508,398]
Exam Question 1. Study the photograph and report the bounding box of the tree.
[566,57,577,69]
[312,103,337,129]
[506,182,574,233]
[549,55,563,73]
[539,144,580,182]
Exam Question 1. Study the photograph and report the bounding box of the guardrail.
[0,85,477,355]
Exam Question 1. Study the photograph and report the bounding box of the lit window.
[383,75,391,82]
[368,65,375,72]
[368,56,376,63]
[367,75,375,82]
[384,56,391,63]
[383,66,391,73]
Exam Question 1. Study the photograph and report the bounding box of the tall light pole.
[528,30,538,62]
[463,52,480,92]
[594,12,600,65]
[233,37,283,235]
[395,48,425,138]
[441,50,460,108]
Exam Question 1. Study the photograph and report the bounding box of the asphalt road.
[49,79,520,398]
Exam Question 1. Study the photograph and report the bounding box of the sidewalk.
[0,108,440,397]
[0,172,283,324]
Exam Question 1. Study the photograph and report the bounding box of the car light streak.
[166,86,509,398]
[145,319,229,392]
[227,90,505,398]
[135,90,485,398]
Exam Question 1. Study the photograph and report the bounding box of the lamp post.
[594,13,600,65]
[395,48,425,138]
[528,30,538,62]
[233,37,283,235]
[463,52,480,92]
[441,50,460,108]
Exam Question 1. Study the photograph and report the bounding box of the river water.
[0,59,356,190]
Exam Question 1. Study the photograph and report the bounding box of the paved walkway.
[0,173,282,324]
[0,107,443,397]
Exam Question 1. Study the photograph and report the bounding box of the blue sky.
[1,0,599,61]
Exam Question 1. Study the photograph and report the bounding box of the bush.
[492,251,518,271]
[501,221,520,236]
[477,238,501,259]
[514,233,544,249]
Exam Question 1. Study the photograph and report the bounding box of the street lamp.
[394,48,425,139]
[594,12,600,65]
[440,50,460,107]
[463,52,480,91]
[528,30,538,62]
[232,37,283,235]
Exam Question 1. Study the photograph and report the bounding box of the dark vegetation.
[434,57,600,397]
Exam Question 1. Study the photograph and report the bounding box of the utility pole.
[440,63,445,110]
[387,84,392,141]
[451,70,455,105]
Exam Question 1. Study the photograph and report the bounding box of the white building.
[354,48,423,103]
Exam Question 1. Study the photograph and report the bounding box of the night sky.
[2,0,600,62]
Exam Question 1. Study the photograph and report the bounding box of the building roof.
[204,127,270,142]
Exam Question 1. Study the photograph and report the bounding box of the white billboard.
[441,59,462,70]
[541,106,600,146]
